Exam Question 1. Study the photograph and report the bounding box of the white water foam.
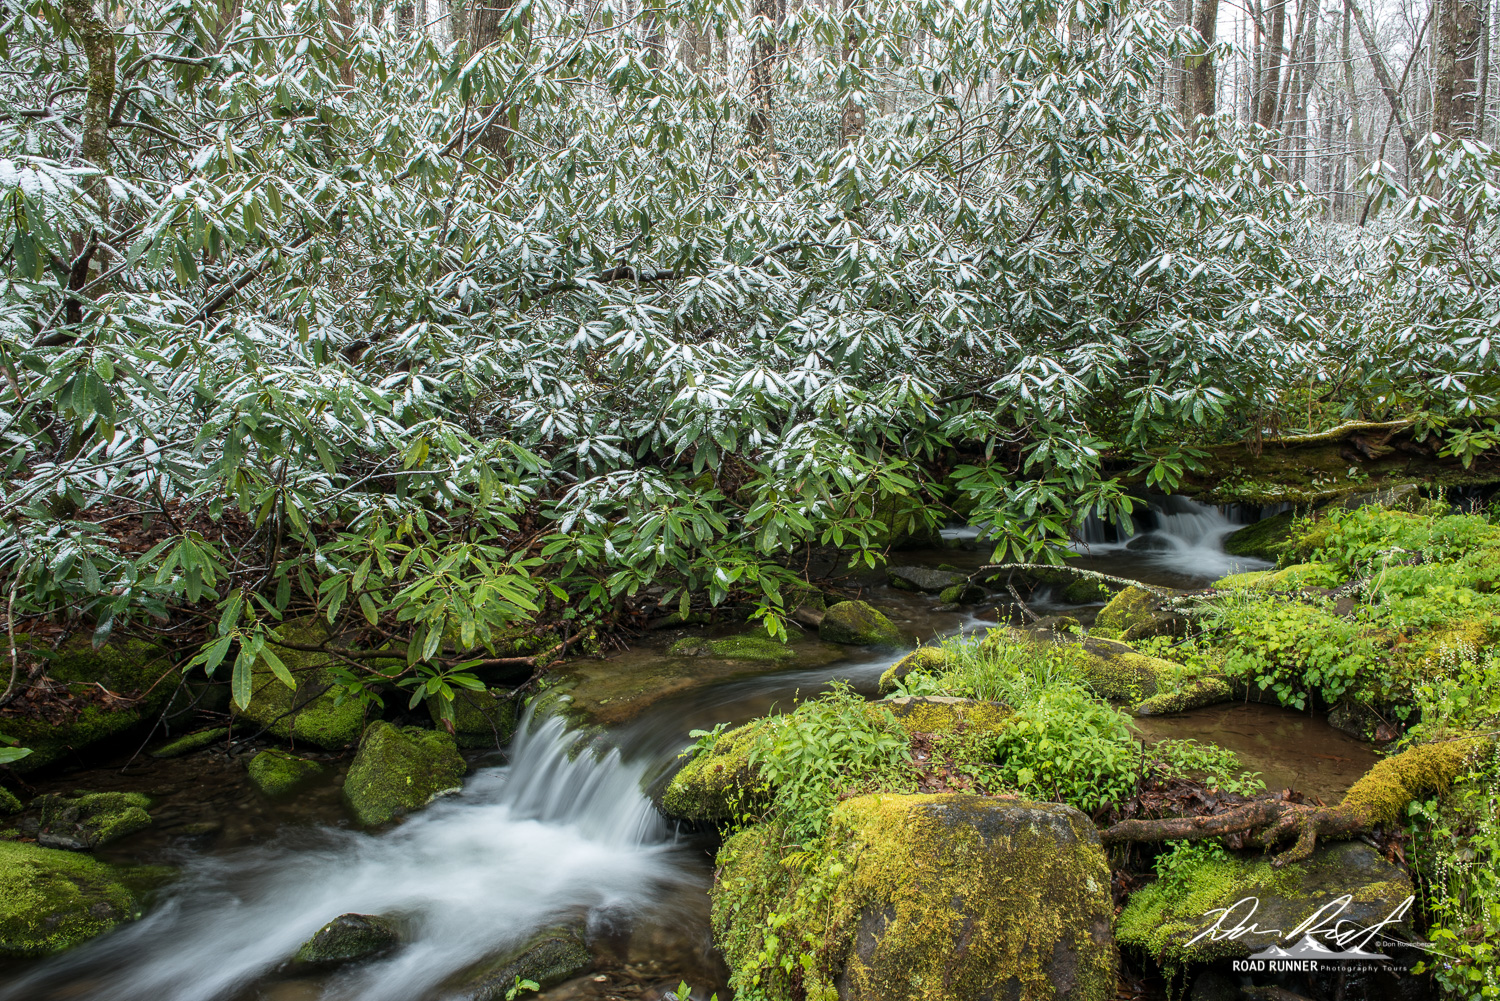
[1,715,692,1001]
[1070,496,1268,578]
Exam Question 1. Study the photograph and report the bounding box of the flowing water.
[0,498,1380,1001]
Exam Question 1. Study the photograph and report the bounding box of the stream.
[0,499,1382,1001]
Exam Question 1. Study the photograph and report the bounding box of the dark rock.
[818,601,904,647]
[293,912,401,965]
[1224,510,1298,562]
[232,618,371,749]
[427,688,519,749]
[937,582,985,605]
[1328,700,1399,743]
[1190,970,1248,1001]
[343,721,466,827]
[453,925,592,1000]
[887,566,968,593]
[35,791,152,851]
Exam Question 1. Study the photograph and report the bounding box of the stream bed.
[0,500,1383,1001]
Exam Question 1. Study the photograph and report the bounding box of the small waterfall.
[1,715,689,1001]
[1065,496,1269,579]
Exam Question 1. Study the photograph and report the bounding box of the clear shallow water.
[1,498,1362,1001]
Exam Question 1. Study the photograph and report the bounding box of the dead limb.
[973,563,1175,598]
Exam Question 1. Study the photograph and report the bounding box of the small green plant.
[504,975,540,1000]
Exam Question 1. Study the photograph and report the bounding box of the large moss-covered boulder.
[5,635,173,772]
[877,646,949,693]
[1223,511,1298,562]
[426,688,519,749]
[35,791,153,851]
[1117,841,1412,963]
[1090,586,1181,641]
[1212,562,1342,592]
[247,749,327,798]
[452,925,592,1000]
[659,719,773,822]
[0,839,145,956]
[881,696,1012,738]
[232,620,368,750]
[1072,636,1196,706]
[668,634,796,662]
[714,794,1115,1001]
[819,601,904,647]
[293,912,401,965]
[343,721,466,827]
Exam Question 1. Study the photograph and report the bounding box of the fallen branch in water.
[971,563,1176,597]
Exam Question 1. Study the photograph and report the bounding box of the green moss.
[342,721,466,827]
[247,749,326,798]
[1062,577,1114,603]
[1070,637,1196,707]
[1342,735,1484,827]
[1090,586,1161,640]
[233,618,368,750]
[668,634,795,662]
[1133,675,1233,715]
[426,688,518,748]
[293,913,400,964]
[0,839,142,957]
[712,795,1115,1001]
[877,646,949,693]
[36,791,152,850]
[1212,561,1343,592]
[879,696,1012,737]
[1222,511,1298,561]
[0,787,20,815]
[817,600,904,647]
[150,728,228,759]
[660,719,773,821]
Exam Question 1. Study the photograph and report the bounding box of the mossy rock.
[880,696,1012,737]
[937,582,985,605]
[659,719,773,822]
[35,791,152,851]
[713,794,1115,1001]
[1327,699,1396,743]
[426,688,519,749]
[247,749,327,798]
[1222,510,1298,562]
[452,924,592,1000]
[0,839,145,956]
[1211,562,1343,592]
[1061,577,1115,603]
[1070,636,1198,708]
[343,721,466,827]
[150,727,228,759]
[293,912,401,965]
[877,646,949,694]
[1090,586,1180,642]
[232,619,369,750]
[887,566,968,593]
[0,787,21,815]
[1116,841,1412,963]
[819,601,904,648]
[5,635,174,773]
[1134,676,1233,715]
[667,634,795,662]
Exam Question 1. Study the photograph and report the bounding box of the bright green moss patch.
[660,719,773,822]
[817,600,904,647]
[668,634,795,662]
[150,728,228,758]
[0,787,21,815]
[880,696,1012,737]
[36,791,153,850]
[1223,510,1298,562]
[1091,586,1158,639]
[1342,735,1483,827]
[233,619,368,750]
[247,749,327,798]
[0,839,142,957]
[293,913,400,965]
[426,688,518,748]
[877,645,948,693]
[342,721,466,827]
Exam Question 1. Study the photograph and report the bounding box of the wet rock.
[887,566,967,594]
[667,634,795,662]
[247,749,327,798]
[1026,613,1082,639]
[819,601,904,647]
[1223,510,1298,562]
[454,924,593,1000]
[5,635,173,773]
[1091,586,1183,641]
[1116,840,1413,963]
[293,912,401,965]
[659,719,772,822]
[0,839,145,956]
[1190,970,1247,1001]
[1061,577,1115,603]
[0,787,21,815]
[877,646,948,693]
[1134,675,1234,715]
[715,794,1115,1001]
[343,721,466,827]
[1125,534,1173,551]
[150,727,229,759]
[36,791,152,851]
[427,688,519,749]
[937,581,985,605]
[232,618,370,750]
[1338,483,1422,512]
[882,696,1012,737]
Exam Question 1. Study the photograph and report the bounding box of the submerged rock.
[0,840,146,956]
[35,791,152,851]
[453,924,592,1000]
[247,749,327,798]
[427,688,519,749]
[1116,840,1413,963]
[150,727,229,759]
[714,794,1115,1001]
[819,600,904,647]
[232,619,370,750]
[877,646,949,693]
[294,912,401,965]
[887,566,968,593]
[667,634,795,662]
[343,721,466,827]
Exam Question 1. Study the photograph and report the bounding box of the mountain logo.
[1247,934,1390,961]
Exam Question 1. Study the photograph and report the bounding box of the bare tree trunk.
[470,0,520,172]
[450,0,469,52]
[840,0,866,144]
[679,21,712,72]
[1258,0,1288,127]
[1434,0,1485,136]
[1274,0,1309,133]
[1342,3,1364,203]
[745,0,780,154]
[396,0,414,38]
[1188,0,1221,131]
[1479,0,1492,138]
[1346,0,1418,165]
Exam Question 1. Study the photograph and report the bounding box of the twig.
[1005,584,1040,622]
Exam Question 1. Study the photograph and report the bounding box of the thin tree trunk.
[470,0,520,172]
[1346,0,1417,164]
[1188,0,1221,131]
[1434,0,1485,136]
[1258,0,1288,126]
[745,0,780,154]
[840,0,866,144]
[1342,3,1364,202]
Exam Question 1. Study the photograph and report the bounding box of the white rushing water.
[2,715,694,1001]
[1070,495,1267,579]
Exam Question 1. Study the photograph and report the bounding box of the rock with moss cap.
[5,635,173,773]
[1090,586,1183,642]
[150,727,228,759]
[0,839,147,956]
[667,634,796,662]
[1212,562,1343,592]
[713,794,1115,1001]
[247,749,327,798]
[1116,841,1411,963]
[887,566,968,593]
[659,719,773,822]
[293,912,401,965]
[231,618,370,750]
[881,696,1012,738]
[343,721,466,827]
[426,688,519,749]
[0,787,21,815]
[1133,676,1234,715]
[452,924,592,1000]
[1223,510,1298,562]
[877,646,949,693]
[819,601,904,648]
[35,791,152,851]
